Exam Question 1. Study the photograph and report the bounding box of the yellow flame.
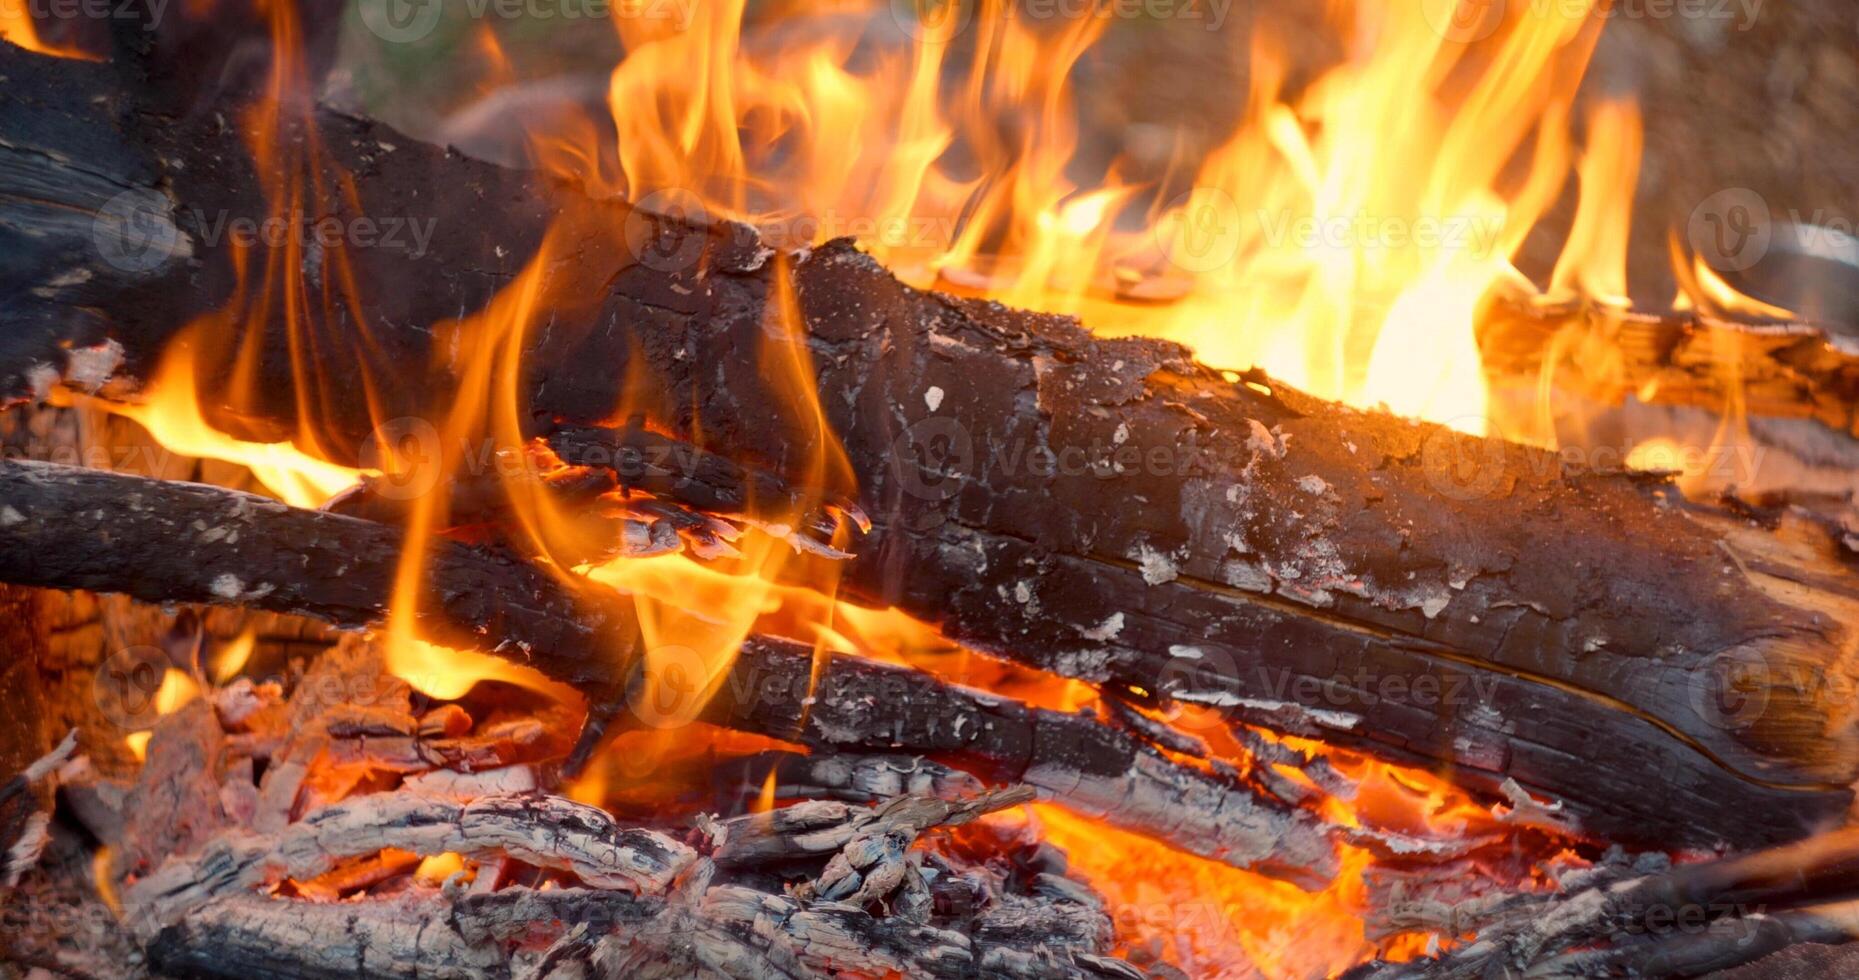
[414,852,470,886]
[104,332,363,508]
[212,627,259,685]
[580,0,1628,437]
[1549,100,1643,306]
[92,846,121,916]
[125,668,202,760]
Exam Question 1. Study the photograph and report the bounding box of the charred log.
[0,458,643,752]
[1357,826,1859,979]
[709,637,1341,887]
[0,459,1343,882]
[4,39,1859,850]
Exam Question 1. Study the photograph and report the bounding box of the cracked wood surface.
[124,790,695,937]
[708,637,1341,887]
[4,41,1858,848]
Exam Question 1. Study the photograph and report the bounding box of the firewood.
[711,637,1342,887]
[0,459,1345,881]
[0,728,75,887]
[5,40,1859,851]
[711,751,988,803]
[0,458,644,760]
[1481,295,1859,440]
[1355,826,1859,979]
[708,787,1034,871]
[146,881,1136,980]
[124,790,696,936]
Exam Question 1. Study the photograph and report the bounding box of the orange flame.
[1,4,99,59]
[94,4,1664,973]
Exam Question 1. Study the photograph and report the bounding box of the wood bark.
[4,40,1859,849]
[144,883,1140,980]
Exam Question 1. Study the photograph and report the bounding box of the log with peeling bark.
[124,791,697,934]
[125,784,1130,979]
[145,880,1139,980]
[5,40,1859,851]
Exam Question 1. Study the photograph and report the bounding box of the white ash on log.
[123,790,696,935]
[1350,826,1859,979]
[706,637,1342,887]
[66,636,1144,980]
[0,729,75,888]
[144,881,1140,980]
[6,38,1859,851]
[710,752,991,804]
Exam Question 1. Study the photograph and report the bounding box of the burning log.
[4,39,1859,852]
[0,457,1351,884]
[1481,295,1859,440]
[53,621,1143,980]
[0,729,75,888]
[710,637,1342,887]
[710,752,989,804]
[1349,825,1859,979]
[125,791,698,932]
[0,458,642,752]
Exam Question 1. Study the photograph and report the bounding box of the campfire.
[4,1,1859,977]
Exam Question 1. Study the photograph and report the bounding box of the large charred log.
[4,40,1859,850]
